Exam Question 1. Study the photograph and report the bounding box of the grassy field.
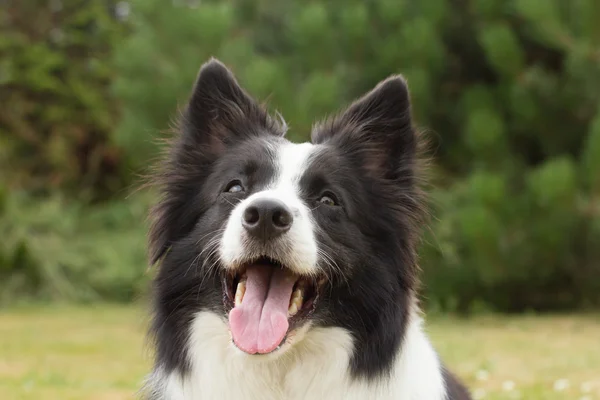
[0,306,598,399]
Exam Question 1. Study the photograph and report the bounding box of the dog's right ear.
[148,59,284,266]
[182,58,285,156]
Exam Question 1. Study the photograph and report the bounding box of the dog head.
[149,59,424,378]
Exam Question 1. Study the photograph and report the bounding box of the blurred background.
[1,0,599,399]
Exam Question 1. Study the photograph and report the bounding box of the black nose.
[242,198,293,240]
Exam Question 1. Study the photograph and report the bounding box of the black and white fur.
[143,58,471,400]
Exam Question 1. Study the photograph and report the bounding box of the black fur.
[147,58,470,399]
[443,367,472,399]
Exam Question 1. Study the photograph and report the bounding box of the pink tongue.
[228,265,296,354]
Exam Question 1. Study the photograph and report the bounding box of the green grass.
[0,306,598,399]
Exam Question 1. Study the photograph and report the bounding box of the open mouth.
[222,256,323,355]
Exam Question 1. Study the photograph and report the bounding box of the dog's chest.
[163,348,389,400]
[179,350,361,400]
[168,313,364,400]
[153,312,446,400]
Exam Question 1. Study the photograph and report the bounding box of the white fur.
[219,142,318,276]
[147,310,447,400]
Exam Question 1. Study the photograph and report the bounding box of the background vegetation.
[1,0,599,313]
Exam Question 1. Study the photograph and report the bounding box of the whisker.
[221,197,245,208]
[183,252,203,278]
[317,244,349,289]
[195,228,227,245]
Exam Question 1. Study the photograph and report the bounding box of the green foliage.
[583,107,600,192]
[0,190,149,304]
[0,0,125,201]
[112,0,239,169]
[2,0,600,310]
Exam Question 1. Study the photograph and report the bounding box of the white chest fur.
[146,312,447,400]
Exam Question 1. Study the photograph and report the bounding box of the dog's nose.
[242,198,293,240]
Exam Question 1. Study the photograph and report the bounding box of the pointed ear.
[312,76,417,182]
[182,58,285,155]
[148,59,284,265]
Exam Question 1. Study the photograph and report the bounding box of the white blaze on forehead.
[219,140,319,276]
[270,142,315,192]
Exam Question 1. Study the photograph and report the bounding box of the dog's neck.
[144,310,447,400]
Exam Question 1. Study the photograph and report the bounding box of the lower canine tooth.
[288,288,304,316]
[288,303,298,316]
[234,281,246,306]
[291,288,303,303]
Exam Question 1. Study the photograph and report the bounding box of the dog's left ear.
[312,76,417,182]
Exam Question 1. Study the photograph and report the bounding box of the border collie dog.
[143,58,471,400]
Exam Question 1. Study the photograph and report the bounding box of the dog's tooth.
[289,289,302,308]
[288,302,298,316]
[234,281,246,306]
[288,287,304,316]
[292,288,303,302]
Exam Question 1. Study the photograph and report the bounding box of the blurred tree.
[0,0,125,201]
[420,0,600,312]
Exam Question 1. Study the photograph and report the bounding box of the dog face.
[149,59,424,378]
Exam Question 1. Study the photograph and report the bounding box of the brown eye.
[318,193,338,206]
[225,181,244,193]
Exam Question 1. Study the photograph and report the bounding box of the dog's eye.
[318,192,338,206]
[225,181,244,193]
